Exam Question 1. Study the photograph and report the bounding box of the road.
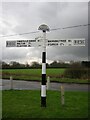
[1,79,89,91]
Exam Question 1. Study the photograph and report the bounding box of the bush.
[64,68,88,79]
[64,62,89,79]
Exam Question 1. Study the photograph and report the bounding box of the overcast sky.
[0,1,89,64]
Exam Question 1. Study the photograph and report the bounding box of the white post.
[38,24,50,107]
[10,76,13,90]
[47,76,50,90]
[61,85,65,105]
[41,30,46,107]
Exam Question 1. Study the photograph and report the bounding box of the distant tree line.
[0,60,90,69]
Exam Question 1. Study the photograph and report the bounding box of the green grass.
[2,90,89,119]
[1,68,89,83]
[2,68,64,81]
[0,91,2,120]
[2,68,65,75]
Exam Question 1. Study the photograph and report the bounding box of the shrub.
[64,62,89,79]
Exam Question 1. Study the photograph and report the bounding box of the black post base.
[41,97,46,107]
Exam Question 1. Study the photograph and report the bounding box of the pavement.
[1,79,89,91]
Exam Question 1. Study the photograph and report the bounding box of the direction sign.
[6,40,43,47]
[6,38,85,47]
[47,38,85,46]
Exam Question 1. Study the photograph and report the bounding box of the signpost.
[38,24,50,107]
[6,24,85,107]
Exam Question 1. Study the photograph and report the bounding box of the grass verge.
[2,90,89,119]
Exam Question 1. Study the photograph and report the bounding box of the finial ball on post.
[38,24,50,32]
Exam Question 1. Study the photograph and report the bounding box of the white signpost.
[6,24,85,107]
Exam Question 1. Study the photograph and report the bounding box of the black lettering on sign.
[6,41,16,47]
[28,40,36,42]
[48,40,59,42]
[48,43,58,46]
[68,40,72,42]
[59,40,66,42]
[28,44,31,47]
[17,44,27,47]
[74,40,85,45]
[60,43,64,46]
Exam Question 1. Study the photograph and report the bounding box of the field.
[1,68,89,83]
[2,90,89,119]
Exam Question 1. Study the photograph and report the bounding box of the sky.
[0,0,89,64]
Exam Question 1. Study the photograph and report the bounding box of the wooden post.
[10,76,13,90]
[61,85,64,105]
[47,76,50,90]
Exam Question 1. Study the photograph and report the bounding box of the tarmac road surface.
[1,79,89,91]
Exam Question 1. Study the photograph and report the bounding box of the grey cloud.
[1,2,89,63]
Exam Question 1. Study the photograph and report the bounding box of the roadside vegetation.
[1,60,90,83]
[1,68,89,83]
